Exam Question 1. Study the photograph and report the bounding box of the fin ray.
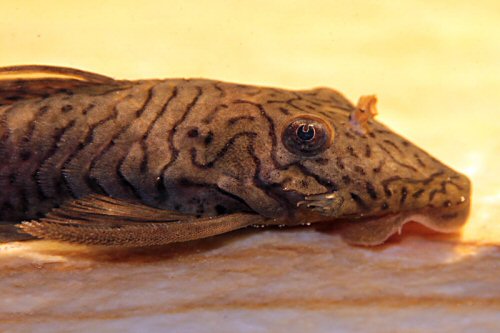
[18,195,264,246]
[0,65,115,83]
[0,65,123,106]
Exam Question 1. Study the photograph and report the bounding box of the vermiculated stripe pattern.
[0,76,470,224]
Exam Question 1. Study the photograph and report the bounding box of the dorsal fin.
[0,65,115,83]
[0,65,123,106]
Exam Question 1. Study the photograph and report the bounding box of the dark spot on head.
[369,132,376,138]
[336,157,345,170]
[365,182,378,200]
[412,189,425,198]
[373,162,383,173]
[347,146,358,158]
[215,205,228,215]
[19,150,31,161]
[204,132,214,146]
[401,140,410,147]
[342,175,351,184]
[228,115,255,126]
[279,107,290,115]
[364,144,371,158]
[414,153,426,167]
[350,192,368,210]
[345,132,356,139]
[82,104,95,115]
[381,202,389,210]
[61,104,73,113]
[384,188,392,197]
[354,165,366,175]
[187,128,199,138]
[383,139,403,153]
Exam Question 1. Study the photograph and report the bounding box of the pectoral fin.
[18,195,265,246]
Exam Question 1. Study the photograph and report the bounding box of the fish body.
[0,65,471,246]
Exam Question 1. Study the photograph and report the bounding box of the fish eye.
[297,124,315,141]
[283,116,333,156]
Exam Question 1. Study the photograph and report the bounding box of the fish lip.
[295,189,471,229]
[303,198,471,237]
[347,201,471,246]
[296,200,472,246]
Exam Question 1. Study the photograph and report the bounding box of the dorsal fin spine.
[0,65,115,84]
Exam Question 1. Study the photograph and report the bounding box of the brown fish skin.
[0,65,471,245]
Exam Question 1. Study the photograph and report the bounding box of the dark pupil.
[297,124,315,141]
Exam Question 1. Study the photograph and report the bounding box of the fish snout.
[295,167,471,222]
[388,167,472,232]
[426,168,471,210]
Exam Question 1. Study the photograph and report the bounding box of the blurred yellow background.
[1,0,499,243]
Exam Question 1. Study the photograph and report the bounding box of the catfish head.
[206,84,471,245]
[3,65,470,246]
